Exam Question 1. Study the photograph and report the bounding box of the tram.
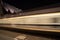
[0,0,60,33]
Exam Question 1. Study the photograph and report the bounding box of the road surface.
[0,30,57,40]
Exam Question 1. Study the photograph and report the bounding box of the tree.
[0,0,2,15]
[0,0,3,17]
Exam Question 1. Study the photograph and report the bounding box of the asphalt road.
[0,30,59,40]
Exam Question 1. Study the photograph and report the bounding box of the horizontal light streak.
[1,12,60,20]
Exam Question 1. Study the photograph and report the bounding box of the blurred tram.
[0,0,60,33]
[0,10,60,33]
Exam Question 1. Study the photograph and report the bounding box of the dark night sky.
[2,0,60,10]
